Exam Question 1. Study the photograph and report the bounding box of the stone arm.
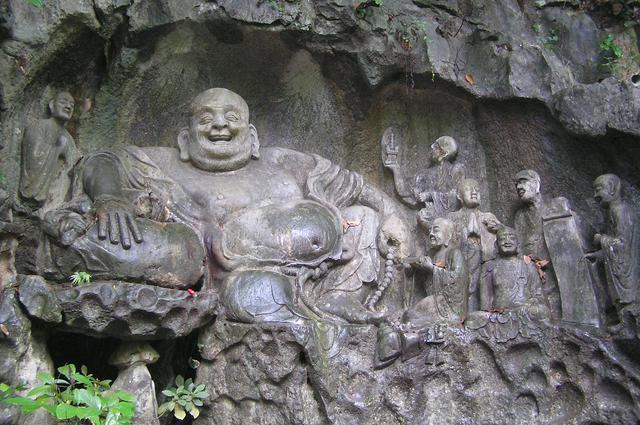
[385,165,419,208]
[82,153,142,248]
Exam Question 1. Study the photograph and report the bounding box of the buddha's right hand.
[93,195,143,249]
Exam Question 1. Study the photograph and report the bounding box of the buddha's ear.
[249,124,260,160]
[48,100,55,114]
[177,127,190,162]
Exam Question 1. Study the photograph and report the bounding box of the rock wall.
[1,1,639,424]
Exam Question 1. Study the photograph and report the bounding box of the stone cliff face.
[1,0,639,223]
[1,1,639,424]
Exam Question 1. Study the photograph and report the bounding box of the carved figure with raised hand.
[587,174,639,310]
[20,92,80,211]
[402,217,469,328]
[513,170,561,318]
[381,128,464,223]
[446,178,501,312]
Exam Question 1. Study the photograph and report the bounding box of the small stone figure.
[446,178,501,312]
[586,174,639,310]
[109,342,160,425]
[20,92,80,210]
[381,128,464,221]
[479,227,550,319]
[402,217,469,327]
[513,170,561,318]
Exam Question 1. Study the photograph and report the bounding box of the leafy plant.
[0,173,6,188]
[600,34,624,59]
[70,271,92,286]
[542,28,560,49]
[27,0,44,7]
[158,375,208,421]
[0,364,135,425]
[355,0,383,18]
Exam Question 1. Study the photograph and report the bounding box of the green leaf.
[114,390,135,402]
[71,372,92,387]
[55,403,79,419]
[195,391,209,399]
[161,389,175,397]
[157,402,170,416]
[177,399,187,406]
[191,405,200,418]
[36,372,55,385]
[175,375,184,387]
[174,404,186,420]
[194,384,205,393]
[74,388,101,410]
[27,384,54,397]
[3,396,42,412]
[29,0,44,8]
[0,383,10,392]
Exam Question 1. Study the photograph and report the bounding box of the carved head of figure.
[49,92,74,122]
[593,174,621,207]
[496,226,518,257]
[178,88,259,172]
[429,136,458,165]
[457,178,481,208]
[428,217,454,250]
[514,169,541,204]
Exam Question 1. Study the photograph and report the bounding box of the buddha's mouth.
[517,189,526,197]
[208,134,232,142]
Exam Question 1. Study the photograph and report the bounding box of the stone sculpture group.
[1,88,638,424]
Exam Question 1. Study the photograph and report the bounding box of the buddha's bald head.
[178,88,259,172]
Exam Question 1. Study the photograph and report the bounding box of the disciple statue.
[381,128,464,222]
[479,227,550,319]
[446,178,501,311]
[512,170,561,318]
[36,88,407,326]
[586,174,639,311]
[20,92,80,211]
[402,217,469,327]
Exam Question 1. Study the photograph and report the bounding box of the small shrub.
[1,364,136,425]
[70,271,92,286]
[158,375,208,421]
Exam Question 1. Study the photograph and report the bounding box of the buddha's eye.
[198,114,213,124]
[225,112,239,122]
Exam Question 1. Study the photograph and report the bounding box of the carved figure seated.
[464,227,550,342]
[20,91,80,211]
[39,88,405,326]
[446,178,501,311]
[586,174,639,310]
[478,227,550,319]
[374,217,467,367]
[402,217,469,328]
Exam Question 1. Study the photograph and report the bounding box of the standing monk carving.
[587,174,639,313]
[20,92,80,211]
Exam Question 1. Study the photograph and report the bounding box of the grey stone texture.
[0,1,639,424]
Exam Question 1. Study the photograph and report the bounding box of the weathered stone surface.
[195,320,640,424]
[0,290,55,425]
[17,275,62,324]
[53,282,218,339]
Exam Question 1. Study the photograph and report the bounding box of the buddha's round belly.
[221,200,342,266]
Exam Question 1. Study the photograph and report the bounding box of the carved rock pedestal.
[192,319,638,424]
